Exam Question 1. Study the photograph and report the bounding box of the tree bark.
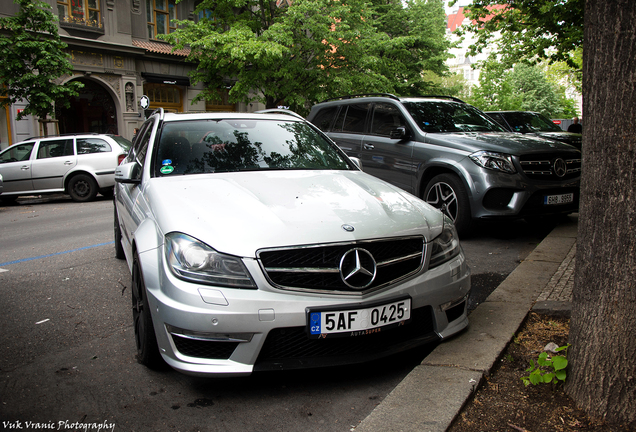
[566,0,636,427]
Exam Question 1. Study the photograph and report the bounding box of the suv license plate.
[544,193,574,205]
[308,298,411,339]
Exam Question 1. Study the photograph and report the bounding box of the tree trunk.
[566,0,636,427]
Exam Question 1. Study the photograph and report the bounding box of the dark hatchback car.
[485,111,582,150]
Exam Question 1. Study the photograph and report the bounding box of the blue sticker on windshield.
[162,159,172,165]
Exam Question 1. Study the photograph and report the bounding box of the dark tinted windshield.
[109,135,133,151]
[154,119,353,176]
[404,101,505,133]
[500,112,563,133]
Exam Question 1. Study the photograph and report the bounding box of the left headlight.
[165,232,256,288]
[429,216,461,269]
[469,150,516,174]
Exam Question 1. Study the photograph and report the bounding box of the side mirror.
[390,126,408,140]
[115,161,141,184]
[349,157,363,170]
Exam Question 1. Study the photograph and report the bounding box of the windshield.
[109,135,133,151]
[403,101,505,133]
[154,119,353,176]
[501,112,563,133]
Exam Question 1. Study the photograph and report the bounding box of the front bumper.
[137,244,471,377]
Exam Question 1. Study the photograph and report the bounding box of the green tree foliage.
[455,0,583,70]
[0,0,83,125]
[164,0,451,113]
[467,61,577,118]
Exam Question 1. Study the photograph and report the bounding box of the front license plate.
[544,193,574,205]
[308,298,411,339]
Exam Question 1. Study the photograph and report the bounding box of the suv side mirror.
[390,126,408,140]
[115,161,142,184]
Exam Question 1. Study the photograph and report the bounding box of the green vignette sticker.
[160,165,175,174]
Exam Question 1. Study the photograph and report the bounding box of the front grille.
[258,237,425,294]
[254,306,438,371]
[171,334,238,359]
[519,153,581,181]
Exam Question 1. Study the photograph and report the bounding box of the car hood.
[425,132,578,155]
[532,131,582,147]
[146,171,444,258]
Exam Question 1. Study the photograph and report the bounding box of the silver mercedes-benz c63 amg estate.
[114,109,471,377]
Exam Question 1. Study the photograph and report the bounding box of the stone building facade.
[0,0,264,150]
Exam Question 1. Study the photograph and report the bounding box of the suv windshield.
[501,112,563,133]
[404,101,505,133]
[154,119,352,176]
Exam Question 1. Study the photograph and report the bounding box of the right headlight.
[165,232,256,288]
[469,150,516,174]
[429,216,461,269]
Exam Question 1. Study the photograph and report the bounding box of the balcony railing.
[59,14,105,35]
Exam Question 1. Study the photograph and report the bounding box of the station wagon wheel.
[114,206,125,260]
[68,174,98,202]
[424,173,472,236]
[132,252,162,368]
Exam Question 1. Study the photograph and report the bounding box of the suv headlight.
[429,216,461,269]
[165,232,255,288]
[469,151,516,174]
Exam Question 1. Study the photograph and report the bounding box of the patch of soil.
[447,312,631,432]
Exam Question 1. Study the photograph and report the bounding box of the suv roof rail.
[419,95,467,104]
[321,93,401,103]
[255,108,305,121]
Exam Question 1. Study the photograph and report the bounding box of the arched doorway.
[57,78,118,135]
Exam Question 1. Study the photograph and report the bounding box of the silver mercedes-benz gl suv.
[307,94,581,236]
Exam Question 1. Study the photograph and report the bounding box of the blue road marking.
[0,241,115,267]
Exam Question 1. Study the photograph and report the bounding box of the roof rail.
[24,132,102,140]
[255,108,305,121]
[419,95,467,104]
[149,107,165,120]
[320,93,401,103]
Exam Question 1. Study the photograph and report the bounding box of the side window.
[371,103,407,137]
[311,107,339,132]
[340,103,371,134]
[0,143,35,163]
[77,138,112,154]
[36,139,73,159]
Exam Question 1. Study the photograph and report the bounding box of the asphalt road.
[0,194,560,432]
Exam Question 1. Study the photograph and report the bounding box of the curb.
[355,216,578,432]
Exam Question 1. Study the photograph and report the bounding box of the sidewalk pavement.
[356,215,578,432]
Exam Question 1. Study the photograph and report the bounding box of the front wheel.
[68,174,98,202]
[424,173,472,236]
[132,252,163,368]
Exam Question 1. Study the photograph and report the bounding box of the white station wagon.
[113,109,471,377]
[0,133,131,202]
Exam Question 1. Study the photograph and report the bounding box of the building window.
[57,0,102,29]
[144,83,182,112]
[147,0,176,39]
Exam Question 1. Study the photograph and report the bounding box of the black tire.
[132,252,163,368]
[114,206,125,260]
[424,173,472,236]
[0,195,19,204]
[100,187,114,198]
[68,174,98,202]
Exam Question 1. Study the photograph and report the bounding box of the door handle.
[21,165,30,171]
[64,161,74,165]
[363,144,375,150]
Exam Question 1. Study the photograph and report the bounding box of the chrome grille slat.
[257,237,425,295]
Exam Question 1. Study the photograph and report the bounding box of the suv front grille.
[258,237,425,294]
[519,153,581,181]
